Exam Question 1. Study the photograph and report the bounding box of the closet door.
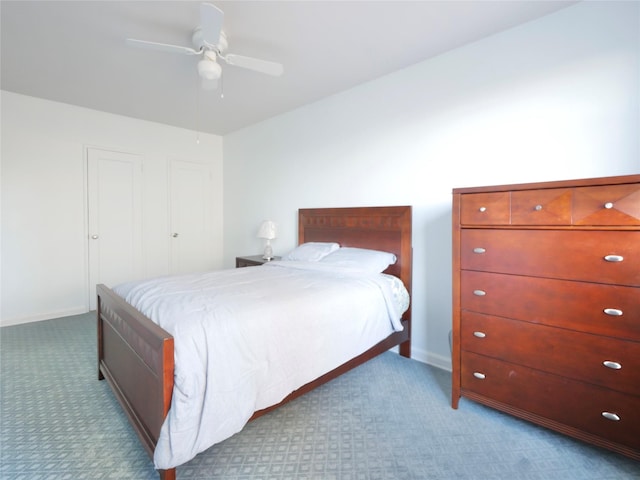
[169,159,213,275]
[87,148,142,310]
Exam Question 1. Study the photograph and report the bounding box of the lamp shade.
[198,58,222,80]
[257,220,277,240]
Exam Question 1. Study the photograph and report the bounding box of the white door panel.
[87,148,142,309]
[170,160,212,275]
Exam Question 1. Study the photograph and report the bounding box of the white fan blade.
[224,54,284,76]
[126,38,200,55]
[201,3,224,47]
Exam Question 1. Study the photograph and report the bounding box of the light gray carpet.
[1,312,638,479]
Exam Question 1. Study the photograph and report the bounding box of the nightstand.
[235,255,281,268]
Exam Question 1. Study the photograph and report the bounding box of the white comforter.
[113,261,408,469]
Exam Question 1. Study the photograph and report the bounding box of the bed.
[97,205,412,480]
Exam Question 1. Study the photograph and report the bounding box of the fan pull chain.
[196,75,201,144]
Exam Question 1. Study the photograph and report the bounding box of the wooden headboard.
[298,206,412,307]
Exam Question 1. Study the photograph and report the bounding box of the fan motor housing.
[192,28,227,53]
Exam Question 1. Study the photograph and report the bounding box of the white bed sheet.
[113,261,408,469]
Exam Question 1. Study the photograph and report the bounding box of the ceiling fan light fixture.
[197,57,222,80]
[127,3,283,89]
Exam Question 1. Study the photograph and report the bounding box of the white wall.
[1,92,224,326]
[223,2,640,370]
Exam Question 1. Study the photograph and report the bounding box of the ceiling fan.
[126,2,283,90]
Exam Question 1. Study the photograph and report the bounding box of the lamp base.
[263,244,273,260]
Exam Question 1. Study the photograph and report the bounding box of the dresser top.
[452,174,640,194]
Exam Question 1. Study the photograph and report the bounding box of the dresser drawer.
[573,183,640,226]
[461,311,640,396]
[461,270,640,341]
[511,188,572,225]
[460,192,510,225]
[461,351,640,451]
[461,229,640,286]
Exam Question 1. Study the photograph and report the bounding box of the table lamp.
[257,220,277,260]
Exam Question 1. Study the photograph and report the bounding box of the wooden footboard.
[97,284,175,479]
[98,285,408,480]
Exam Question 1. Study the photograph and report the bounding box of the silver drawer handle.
[473,331,486,338]
[604,308,623,316]
[604,202,614,209]
[473,247,486,254]
[473,290,486,296]
[604,255,624,262]
[473,372,486,379]
[535,204,543,211]
[479,207,487,212]
[601,412,620,421]
[603,361,622,370]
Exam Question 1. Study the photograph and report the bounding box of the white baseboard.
[410,345,452,372]
[0,307,89,327]
[390,344,452,372]
[424,351,452,372]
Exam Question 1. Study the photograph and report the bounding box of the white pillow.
[281,242,340,262]
[382,273,411,315]
[319,247,397,273]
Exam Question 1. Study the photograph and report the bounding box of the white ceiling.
[1,1,576,136]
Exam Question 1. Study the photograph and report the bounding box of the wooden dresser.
[451,174,640,460]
